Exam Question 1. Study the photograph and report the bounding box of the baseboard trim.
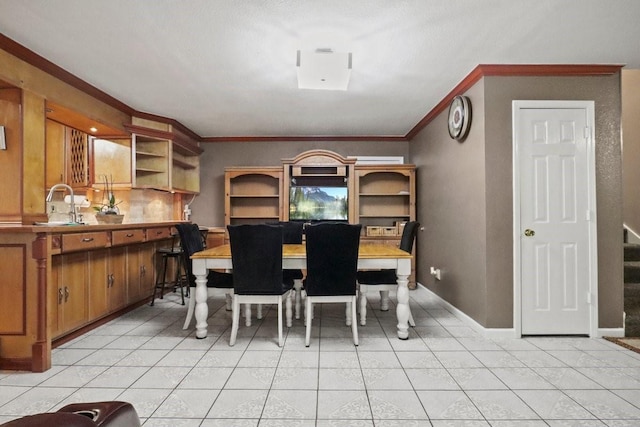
[597,328,625,338]
[416,283,517,339]
[416,283,624,339]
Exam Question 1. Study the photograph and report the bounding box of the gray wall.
[410,73,623,329]
[191,140,409,226]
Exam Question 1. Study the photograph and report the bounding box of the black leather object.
[1,401,140,427]
[57,401,140,427]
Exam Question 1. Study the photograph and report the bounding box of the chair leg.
[293,279,303,319]
[182,289,196,329]
[345,302,352,326]
[175,256,185,306]
[277,297,283,347]
[150,254,169,306]
[359,287,368,326]
[225,293,232,311]
[230,296,241,346]
[257,304,263,320]
[285,291,293,328]
[380,290,390,311]
[351,296,359,346]
[245,304,252,327]
[305,298,312,347]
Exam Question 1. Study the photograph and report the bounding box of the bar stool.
[150,233,186,306]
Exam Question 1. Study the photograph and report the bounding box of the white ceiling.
[1,0,639,139]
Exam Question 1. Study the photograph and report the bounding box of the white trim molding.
[417,284,623,339]
[417,284,517,339]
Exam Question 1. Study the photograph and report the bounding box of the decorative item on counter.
[94,174,124,224]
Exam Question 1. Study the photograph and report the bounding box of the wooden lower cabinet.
[49,252,89,339]
[88,247,127,319]
[109,247,128,311]
[127,242,156,304]
[51,240,163,340]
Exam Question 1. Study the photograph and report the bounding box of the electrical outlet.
[430,266,442,280]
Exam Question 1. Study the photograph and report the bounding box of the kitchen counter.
[0,220,188,233]
[0,220,189,372]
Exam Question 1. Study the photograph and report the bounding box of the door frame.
[512,100,598,337]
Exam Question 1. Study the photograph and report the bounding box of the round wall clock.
[447,95,471,141]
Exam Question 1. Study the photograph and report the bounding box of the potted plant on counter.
[94,174,124,224]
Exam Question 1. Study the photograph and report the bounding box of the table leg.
[396,258,411,339]
[194,272,208,339]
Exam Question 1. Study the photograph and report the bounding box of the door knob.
[524,229,535,237]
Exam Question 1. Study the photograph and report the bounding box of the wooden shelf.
[131,124,201,193]
[172,158,197,170]
[230,194,279,198]
[136,150,165,158]
[135,167,165,174]
[359,192,411,196]
[225,167,283,227]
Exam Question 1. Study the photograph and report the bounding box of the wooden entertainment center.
[224,150,416,279]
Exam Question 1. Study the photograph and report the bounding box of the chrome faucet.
[46,183,77,224]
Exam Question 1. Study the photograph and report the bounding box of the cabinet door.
[66,128,91,188]
[45,120,66,188]
[127,242,156,304]
[139,243,156,302]
[88,249,109,319]
[60,252,88,332]
[49,255,63,338]
[109,247,127,311]
[93,138,132,187]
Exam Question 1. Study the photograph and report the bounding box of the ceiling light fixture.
[90,127,98,133]
[296,48,352,91]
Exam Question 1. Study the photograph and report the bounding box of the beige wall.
[191,140,409,226]
[410,73,623,330]
[623,70,640,237]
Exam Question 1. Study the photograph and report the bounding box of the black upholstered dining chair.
[303,222,362,347]
[357,221,419,326]
[175,223,234,329]
[227,224,294,347]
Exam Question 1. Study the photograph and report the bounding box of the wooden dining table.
[191,242,413,340]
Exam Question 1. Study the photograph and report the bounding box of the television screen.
[289,186,348,220]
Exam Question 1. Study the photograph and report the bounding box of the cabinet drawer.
[62,232,108,252]
[146,227,173,241]
[112,229,145,246]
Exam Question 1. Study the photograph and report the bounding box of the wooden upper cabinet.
[46,120,133,190]
[127,120,202,194]
[92,137,132,188]
[46,121,92,189]
[66,128,91,188]
[45,119,66,188]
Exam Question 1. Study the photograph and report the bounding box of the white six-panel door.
[513,101,597,336]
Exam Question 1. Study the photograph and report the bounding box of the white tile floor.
[2,286,640,426]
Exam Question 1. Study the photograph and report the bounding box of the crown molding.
[405,63,624,140]
[201,135,408,143]
[0,33,135,115]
